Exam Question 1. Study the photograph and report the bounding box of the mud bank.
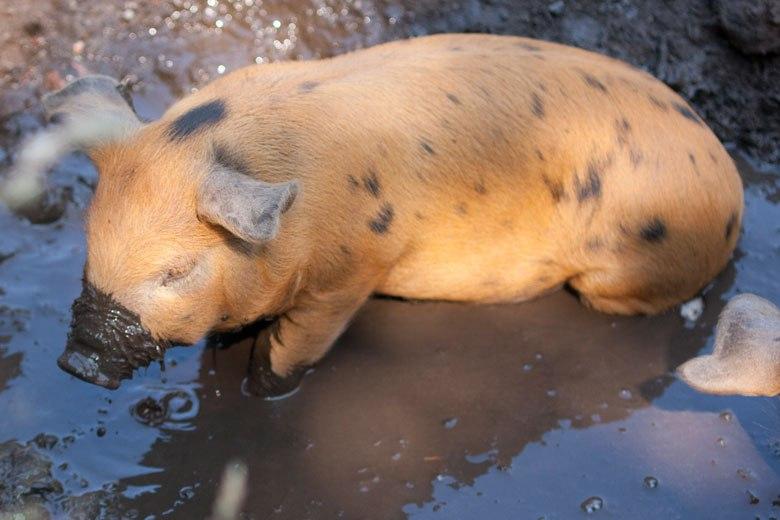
[0,1,779,518]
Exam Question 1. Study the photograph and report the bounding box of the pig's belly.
[377,218,563,303]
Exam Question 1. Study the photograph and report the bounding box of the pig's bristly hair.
[0,111,133,209]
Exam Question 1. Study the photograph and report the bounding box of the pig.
[17,34,743,396]
[678,294,780,397]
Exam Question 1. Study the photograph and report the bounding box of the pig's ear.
[42,75,141,144]
[197,166,298,244]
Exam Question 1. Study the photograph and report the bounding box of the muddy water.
[1,1,779,518]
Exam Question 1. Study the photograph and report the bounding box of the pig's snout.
[58,281,167,389]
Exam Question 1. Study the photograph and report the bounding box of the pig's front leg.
[246,281,374,397]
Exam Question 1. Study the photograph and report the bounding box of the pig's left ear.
[197,166,298,244]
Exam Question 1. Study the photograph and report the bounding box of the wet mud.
[0,0,779,518]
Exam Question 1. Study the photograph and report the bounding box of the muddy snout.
[58,281,166,389]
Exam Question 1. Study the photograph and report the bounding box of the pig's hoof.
[245,330,304,398]
[245,356,304,398]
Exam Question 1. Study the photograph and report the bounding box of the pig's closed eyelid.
[159,258,198,286]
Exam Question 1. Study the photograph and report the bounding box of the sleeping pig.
[10,34,744,396]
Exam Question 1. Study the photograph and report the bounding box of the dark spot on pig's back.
[369,203,395,234]
[515,42,542,52]
[446,93,461,105]
[578,71,607,93]
[363,169,381,198]
[640,218,667,243]
[672,102,704,126]
[420,140,436,155]
[573,161,604,203]
[542,175,565,203]
[169,100,226,140]
[725,212,738,241]
[298,81,320,93]
[531,92,545,118]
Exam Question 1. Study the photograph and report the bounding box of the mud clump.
[131,396,167,426]
[0,439,123,519]
[0,440,62,511]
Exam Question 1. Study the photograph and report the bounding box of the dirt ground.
[0,1,778,518]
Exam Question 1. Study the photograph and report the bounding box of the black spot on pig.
[574,160,605,203]
[615,118,631,148]
[298,81,320,93]
[347,175,360,190]
[689,152,700,174]
[542,175,565,203]
[725,212,738,241]
[455,202,468,215]
[214,145,252,176]
[708,151,719,164]
[169,100,226,140]
[446,93,461,105]
[339,245,352,256]
[629,148,644,169]
[579,71,607,93]
[369,203,395,234]
[420,140,436,155]
[640,218,667,243]
[450,46,463,52]
[535,148,545,161]
[672,102,704,126]
[648,95,668,111]
[531,92,545,118]
[515,42,542,52]
[363,169,381,198]
[474,180,487,195]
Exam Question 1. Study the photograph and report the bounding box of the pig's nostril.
[57,344,120,390]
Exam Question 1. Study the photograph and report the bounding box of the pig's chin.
[58,281,169,390]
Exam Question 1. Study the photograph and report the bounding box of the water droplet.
[535,353,543,360]
[618,388,632,400]
[96,425,106,437]
[217,65,226,74]
[272,19,282,29]
[148,28,157,36]
[580,496,603,513]
[523,363,533,372]
[443,417,458,429]
[719,411,733,423]
[643,476,658,489]
[716,437,726,447]
[391,452,401,461]
[747,490,760,505]
[546,389,557,397]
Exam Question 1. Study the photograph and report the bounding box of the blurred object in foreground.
[210,460,249,520]
[678,293,780,396]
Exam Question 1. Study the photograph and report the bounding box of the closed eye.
[161,261,196,287]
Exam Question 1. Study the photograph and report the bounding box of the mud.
[0,0,779,518]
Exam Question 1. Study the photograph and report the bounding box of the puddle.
[0,0,778,518]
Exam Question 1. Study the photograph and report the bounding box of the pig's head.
[44,76,298,389]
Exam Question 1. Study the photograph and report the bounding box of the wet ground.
[0,1,779,518]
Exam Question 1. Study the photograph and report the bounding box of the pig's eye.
[161,263,195,287]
